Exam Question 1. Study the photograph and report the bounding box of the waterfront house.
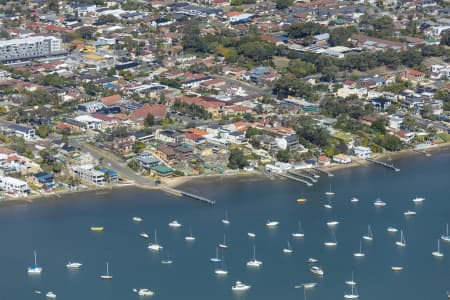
[317,155,331,166]
[136,152,160,170]
[71,165,105,185]
[98,168,118,182]
[150,165,173,177]
[0,176,29,194]
[333,154,352,164]
[353,146,372,159]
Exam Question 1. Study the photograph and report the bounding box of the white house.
[353,146,372,159]
[0,176,29,194]
[8,125,35,140]
[388,115,404,130]
[71,165,105,185]
[333,154,352,164]
[74,115,103,130]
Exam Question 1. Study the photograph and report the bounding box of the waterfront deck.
[277,173,313,186]
[288,170,318,183]
[365,158,400,172]
[413,149,431,157]
[312,167,334,177]
[161,187,215,205]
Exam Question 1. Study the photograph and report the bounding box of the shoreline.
[2,142,449,203]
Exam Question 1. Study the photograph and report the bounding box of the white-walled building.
[353,146,372,159]
[0,176,29,194]
[0,36,63,62]
[72,165,105,185]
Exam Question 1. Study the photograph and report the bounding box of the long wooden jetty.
[413,149,431,157]
[303,170,320,178]
[288,170,318,183]
[313,167,334,177]
[161,187,215,205]
[277,173,313,186]
[365,158,400,172]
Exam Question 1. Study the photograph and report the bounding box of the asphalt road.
[69,137,156,187]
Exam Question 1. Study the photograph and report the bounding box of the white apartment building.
[0,36,63,62]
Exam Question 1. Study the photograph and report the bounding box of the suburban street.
[69,137,156,187]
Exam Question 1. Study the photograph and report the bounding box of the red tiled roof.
[101,94,121,106]
[130,104,167,121]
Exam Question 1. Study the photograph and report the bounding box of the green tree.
[440,30,450,46]
[144,114,155,127]
[133,141,145,153]
[286,22,328,39]
[275,0,293,9]
[329,26,358,47]
[228,148,249,169]
[287,59,316,78]
[276,149,290,162]
[36,125,50,138]
[371,118,386,134]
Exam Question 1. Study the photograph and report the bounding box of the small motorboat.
[232,281,251,292]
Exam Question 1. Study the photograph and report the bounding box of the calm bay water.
[0,150,449,300]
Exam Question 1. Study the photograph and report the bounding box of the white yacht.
[432,239,444,257]
[218,234,228,249]
[27,251,42,275]
[247,232,256,238]
[140,232,149,239]
[222,211,230,225]
[344,284,359,299]
[100,262,112,280]
[161,251,173,264]
[325,184,335,196]
[391,266,403,271]
[404,210,416,216]
[441,224,450,242]
[214,268,228,276]
[133,289,154,297]
[324,230,338,247]
[210,247,221,262]
[214,259,228,276]
[184,227,196,241]
[395,230,406,247]
[362,225,373,241]
[412,197,425,203]
[246,245,263,268]
[168,220,182,228]
[302,283,317,289]
[307,258,318,263]
[148,230,163,251]
[387,226,398,233]
[326,220,339,227]
[292,221,305,238]
[46,292,56,299]
[374,199,386,207]
[283,241,293,254]
[345,272,357,286]
[232,281,251,291]
[132,216,143,222]
[66,262,82,269]
[350,197,359,203]
[353,240,365,257]
[324,198,332,209]
[310,266,324,276]
[266,220,279,227]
